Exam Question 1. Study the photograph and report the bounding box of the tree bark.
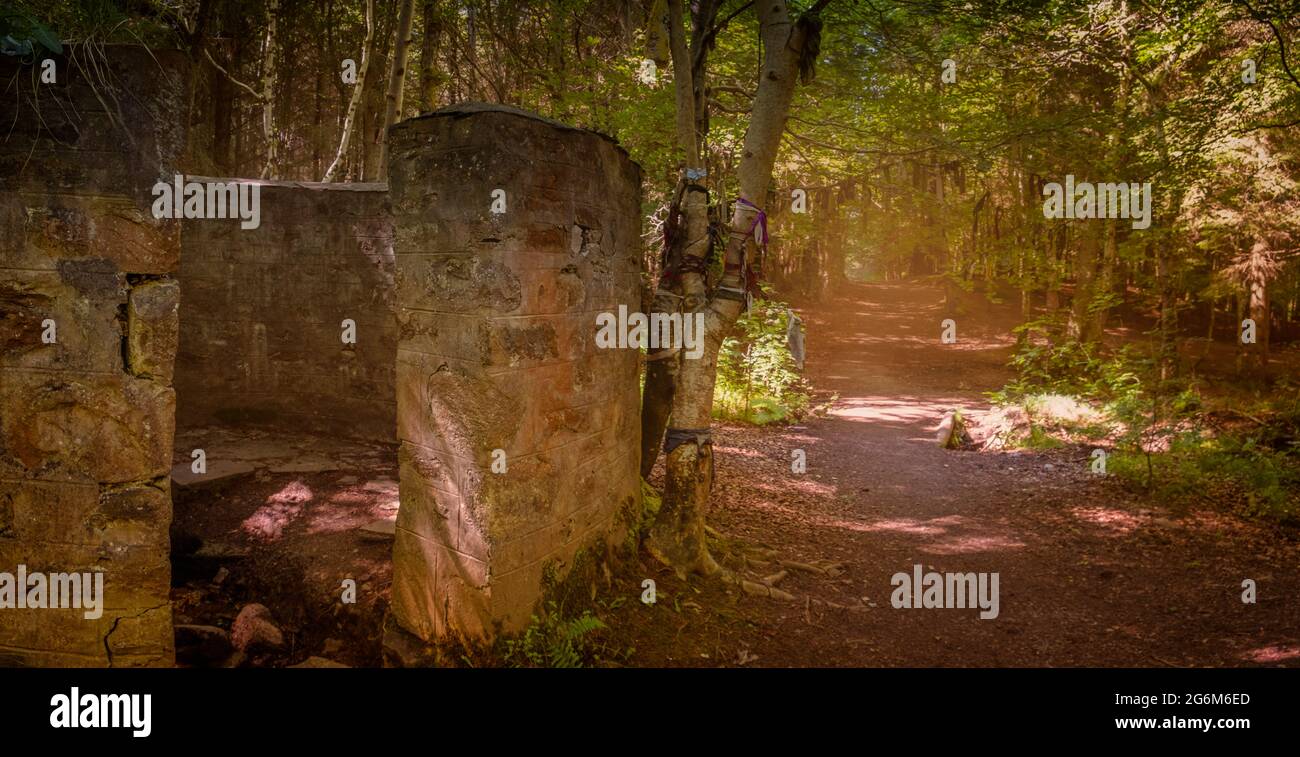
[378,0,417,180]
[1248,239,1272,372]
[1072,223,1103,343]
[323,0,376,182]
[648,0,824,575]
[259,0,280,179]
[211,15,234,174]
[639,0,711,478]
[420,1,441,111]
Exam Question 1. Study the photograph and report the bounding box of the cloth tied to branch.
[734,196,769,303]
[736,196,768,249]
[786,310,805,370]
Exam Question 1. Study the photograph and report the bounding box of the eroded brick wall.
[0,47,186,666]
[176,181,396,440]
[385,105,643,647]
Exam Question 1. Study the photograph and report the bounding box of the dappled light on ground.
[650,280,1300,667]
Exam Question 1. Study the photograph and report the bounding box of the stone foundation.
[1,54,643,665]
[0,46,187,666]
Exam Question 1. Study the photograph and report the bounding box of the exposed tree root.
[778,559,845,577]
[730,574,797,601]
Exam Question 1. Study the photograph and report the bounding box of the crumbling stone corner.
[0,46,187,667]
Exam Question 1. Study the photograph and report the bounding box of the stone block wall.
[0,47,187,666]
[386,105,643,644]
[176,180,396,441]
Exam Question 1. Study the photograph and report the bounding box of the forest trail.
[632,280,1300,667]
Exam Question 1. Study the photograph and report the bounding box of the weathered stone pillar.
[0,46,186,666]
[385,104,642,652]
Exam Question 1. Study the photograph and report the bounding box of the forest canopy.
[7,1,1297,344]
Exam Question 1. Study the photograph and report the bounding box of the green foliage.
[992,316,1144,407]
[714,295,811,425]
[997,319,1300,523]
[1021,422,1064,450]
[502,601,607,668]
[1110,430,1300,523]
[1,5,62,57]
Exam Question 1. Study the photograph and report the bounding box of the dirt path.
[624,281,1300,667]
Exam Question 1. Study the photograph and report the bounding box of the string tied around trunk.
[663,427,715,490]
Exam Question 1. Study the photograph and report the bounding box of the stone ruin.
[0,46,642,666]
[385,105,644,654]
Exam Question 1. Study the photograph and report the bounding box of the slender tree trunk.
[1156,238,1175,381]
[1248,239,1272,372]
[420,1,441,111]
[1073,223,1103,343]
[211,3,236,173]
[639,0,715,478]
[313,63,323,178]
[1045,227,1060,312]
[323,0,376,182]
[259,0,279,179]
[186,0,214,168]
[378,0,417,180]
[648,0,824,574]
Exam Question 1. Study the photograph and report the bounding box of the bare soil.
[169,431,397,667]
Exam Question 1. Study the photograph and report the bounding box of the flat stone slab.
[289,656,349,668]
[193,541,251,560]
[172,459,257,487]
[362,478,398,493]
[270,456,344,474]
[358,518,397,540]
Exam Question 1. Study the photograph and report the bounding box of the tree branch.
[1239,0,1300,90]
[693,0,753,71]
[202,47,267,103]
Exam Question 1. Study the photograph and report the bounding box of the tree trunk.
[1045,226,1060,312]
[186,0,214,169]
[259,0,280,179]
[1072,223,1103,343]
[211,2,236,173]
[323,0,376,182]
[648,0,823,575]
[313,60,323,178]
[1248,239,1271,373]
[638,0,711,478]
[420,1,441,111]
[378,0,417,180]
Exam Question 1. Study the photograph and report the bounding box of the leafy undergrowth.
[501,601,613,668]
[714,294,813,425]
[988,323,1300,525]
[1108,431,1300,523]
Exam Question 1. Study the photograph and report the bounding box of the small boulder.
[358,518,397,540]
[936,409,971,449]
[231,603,285,652]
